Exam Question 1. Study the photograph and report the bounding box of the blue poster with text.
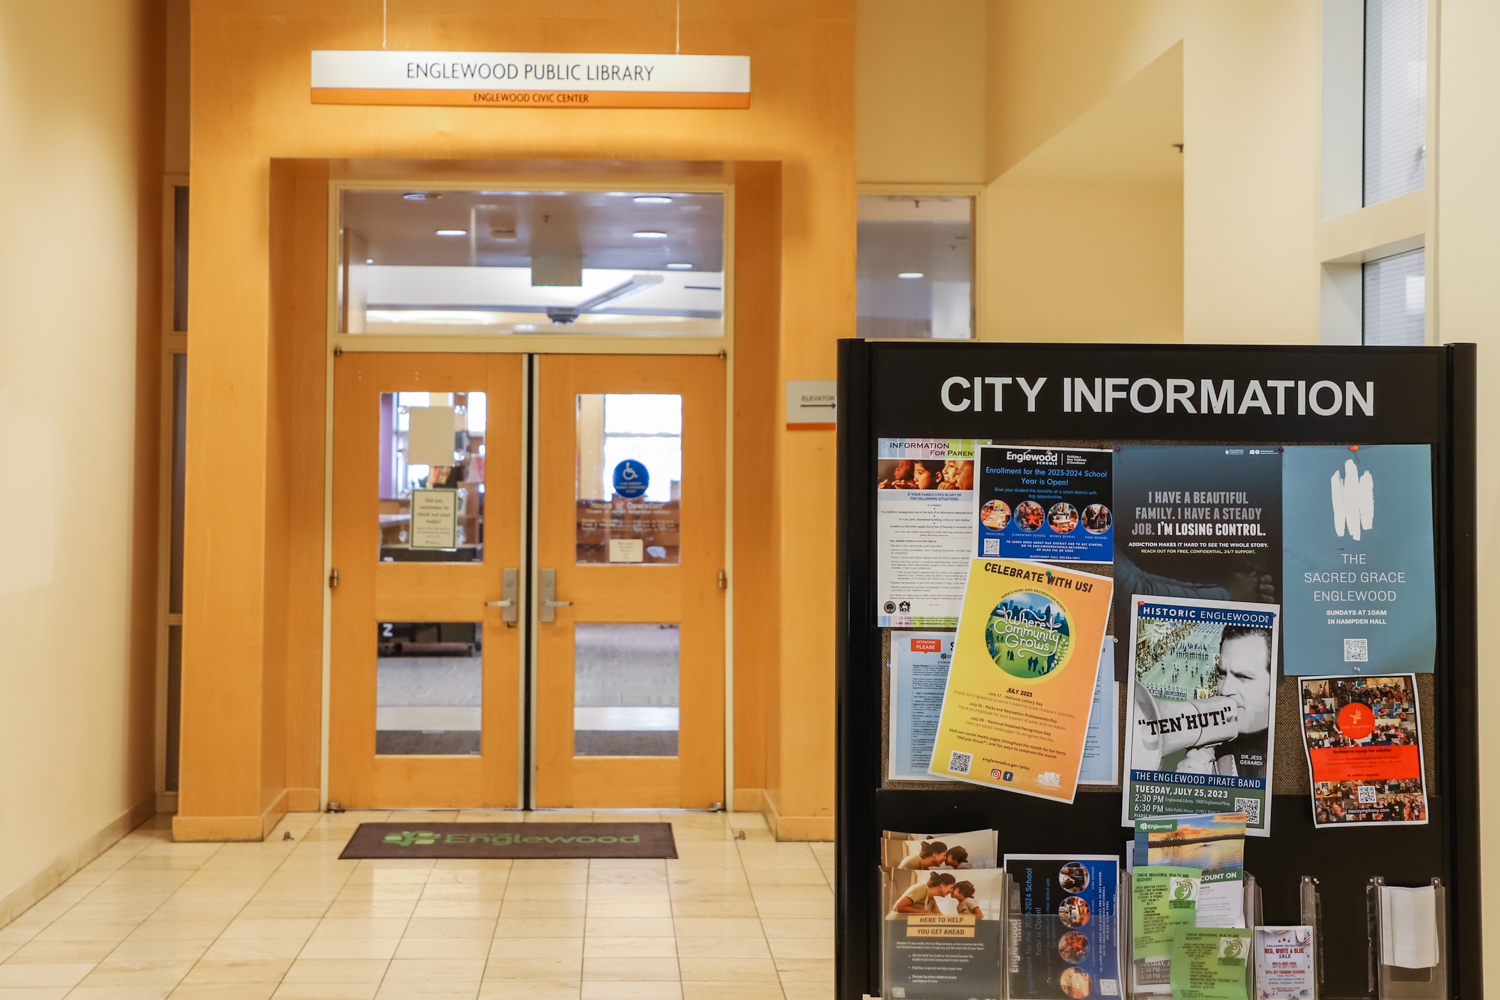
[1282,446,1436,674]
[973,445,1113,564]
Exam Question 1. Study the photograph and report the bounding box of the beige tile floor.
[0,809,835,1000]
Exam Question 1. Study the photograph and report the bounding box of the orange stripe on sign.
[786,423,836,431]
[311,88,750,109]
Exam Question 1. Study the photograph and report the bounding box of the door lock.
[540,568,571,622]
[488,568,519,625]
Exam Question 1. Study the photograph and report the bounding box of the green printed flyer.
[1132,866,1201,958]
[1169,927,1251,1000]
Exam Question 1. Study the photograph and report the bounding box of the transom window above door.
[338,187,725,338]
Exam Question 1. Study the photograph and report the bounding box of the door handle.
[489,568,519,624]
[540,568,570,623]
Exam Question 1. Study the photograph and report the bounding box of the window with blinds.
[1362,248,1424,345]
[1364,0,1427,206]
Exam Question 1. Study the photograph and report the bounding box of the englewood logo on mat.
[382,830,643,848]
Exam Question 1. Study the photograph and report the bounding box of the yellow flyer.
[928,558,1113,802]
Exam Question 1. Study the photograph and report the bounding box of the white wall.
[0,0,159,919]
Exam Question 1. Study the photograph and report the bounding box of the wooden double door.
[330,353,725,809]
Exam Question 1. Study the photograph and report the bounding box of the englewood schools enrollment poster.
[972,445,1113,563]
[1123,597,1280,836]
[1112,446,1282,681]
[1004,855,1120,1000]
[929,559,1112,802]
[877,439,988,627]
[1282,446,1437,674]
[1300,674,1427,828]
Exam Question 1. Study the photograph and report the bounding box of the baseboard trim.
[0,793,155,929]
[260,787,289,837]
[287,788,320,812]
[774,814,835,841]
[172,814,263,841]
[759,788,832,841]
[732,788,765,813]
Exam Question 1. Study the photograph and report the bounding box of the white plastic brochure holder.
[1366,877,1448,1000]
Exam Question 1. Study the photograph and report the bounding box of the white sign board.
[406,406,456,468]
[410,489,458,550]
[311,50,751,109]
[786,380,837,429]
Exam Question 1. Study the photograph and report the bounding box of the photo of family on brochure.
[1300,674,1428,827]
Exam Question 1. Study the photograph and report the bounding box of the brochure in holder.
[880,867,1009,1000]
[1366,878,1448,1000]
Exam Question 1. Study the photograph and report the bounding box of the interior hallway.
[0,811,834,999]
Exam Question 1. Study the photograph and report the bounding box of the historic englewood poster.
[1112,446,1282,681]
[1123,598,1280,837]
[928,559,1113,802]
[972,445,1113,564]
[1281,446,1436,674]
[1299,674,1427,827]
[876,438,988,627]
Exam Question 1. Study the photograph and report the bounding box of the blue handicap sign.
[612,459,650,499]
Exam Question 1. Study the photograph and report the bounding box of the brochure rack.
[1302,876,1325,998]
[835,342,1479,1000]
[1367,878,1449,1000]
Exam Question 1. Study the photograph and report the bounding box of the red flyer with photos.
[1299,673,1427,828]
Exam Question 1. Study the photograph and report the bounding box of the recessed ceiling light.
[633,231,668,239]
[898,272,924,279]
[436,229,467,237]
[666,262,693,270]
[365,258,374,264]
[634,196,674,204]
[403,191,440,201]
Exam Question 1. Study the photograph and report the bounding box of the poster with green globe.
[928,558,1113,802]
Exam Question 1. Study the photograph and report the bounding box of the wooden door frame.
[319,174,738,812]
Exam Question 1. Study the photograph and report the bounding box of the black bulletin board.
[834,341,1478,1000]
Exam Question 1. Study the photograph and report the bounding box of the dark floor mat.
[339,822,677,859]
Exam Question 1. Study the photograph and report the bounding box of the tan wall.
[1433,0,1500,988]
[1182,1,1319,344]
[0,0,162,914]
[981,184,1182,342]
[856,0,987,184]
[177,0,855,840]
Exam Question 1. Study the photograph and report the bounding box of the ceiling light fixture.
[633,196,674,204]
[403,191,440,201]
[436,229,467,236]
[898,272,924,279]
[632,231,668,239]
[365,258,374,264]
[666,262,693,270]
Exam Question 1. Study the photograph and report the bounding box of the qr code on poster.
[983,538,1000,555]
[892,990,906,998]
[948,751,972,775]
[1344,638,1369,662]
[1234,797,1260,825]
[1358,785,1377,804]
[1100,980,1120,996]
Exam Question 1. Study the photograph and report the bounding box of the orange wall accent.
[179,1,856,838]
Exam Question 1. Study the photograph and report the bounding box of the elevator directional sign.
[612,459,650,499]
